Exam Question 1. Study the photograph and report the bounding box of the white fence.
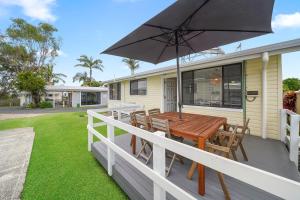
[87,109,300,200]
[281,109,300,168]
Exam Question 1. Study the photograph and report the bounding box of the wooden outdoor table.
[131,112,227,196]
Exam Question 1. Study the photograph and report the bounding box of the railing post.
[117,110,121,120]
[88,114,93,152]
[280,109,287,142]
[153,131,166,200]
[107,117,115,176]
[290,114,299,168]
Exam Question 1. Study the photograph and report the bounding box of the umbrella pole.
[175,31,182,119]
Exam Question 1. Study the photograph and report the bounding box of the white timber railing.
[281,109,300,168]
[87,109,300,200]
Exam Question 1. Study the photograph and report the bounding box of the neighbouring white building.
[19,85,108,108]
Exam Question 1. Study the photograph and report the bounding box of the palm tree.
[73,71,90,85]
[43,64,67,85]
[122,58,139,75]
[75,55,104,82]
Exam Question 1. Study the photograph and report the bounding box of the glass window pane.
[130,79,147,95]
[109,83,121,100]
[223,64,242,108]
[194,67,222,107]
[182,71,194,105]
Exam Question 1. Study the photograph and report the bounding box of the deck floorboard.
[91,134,300,200]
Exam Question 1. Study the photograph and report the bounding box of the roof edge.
[105,38,300,83]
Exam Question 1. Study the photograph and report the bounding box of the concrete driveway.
[0,128,35,200]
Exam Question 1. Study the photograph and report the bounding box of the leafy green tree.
[85,80,103,87]
[42,64,67,85]
[283,78,300,92]
[122,58,139,75]
[15,71,46,105]
[73,71,90,84]
[74,55,104,82]
[0,18,60,93]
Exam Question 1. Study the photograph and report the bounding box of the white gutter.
[261,52,269,139]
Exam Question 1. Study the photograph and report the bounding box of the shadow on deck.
[91,134,300,200]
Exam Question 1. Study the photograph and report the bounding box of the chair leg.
[141,139,147,154]
[136,141,147,159]
[166,153,176,177]
[239,143,248,161]
[145,149,153,165]
[187,161,197,179]
[231,150,238,161]
[216,172,231,200]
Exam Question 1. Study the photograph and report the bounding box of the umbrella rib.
[144,24,172,31]
[179,0,211,28]
[183,31,206,43]
[180,36,196,54]
[155,37,173,64]
[185,29,272,33]
[150,38,170,44]
[103,32,171,53]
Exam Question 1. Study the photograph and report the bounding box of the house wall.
[108,55,282,139]
[122,75,162,111]
[72,92,81,107]
[101,92,108,106]
[245,55,282,139]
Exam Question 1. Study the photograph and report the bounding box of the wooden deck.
[91,134,300,200]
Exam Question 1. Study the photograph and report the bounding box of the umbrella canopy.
[103,0,274,118]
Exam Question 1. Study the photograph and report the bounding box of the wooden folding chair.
[135,113,153,164]
[148,108,161,117]
[222,119,250,161]
[150,117,184,177]
[204,126,238,200]
[130,110,146,155]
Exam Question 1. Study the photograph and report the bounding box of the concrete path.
[0,128,35,200]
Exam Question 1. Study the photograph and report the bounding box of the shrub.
[25,103,36,109]
[39,101,53,109]
[283,92,296,112]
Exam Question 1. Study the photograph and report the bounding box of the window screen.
[130,79,147,95]
[109,82,121,100]
[181,63,242,109]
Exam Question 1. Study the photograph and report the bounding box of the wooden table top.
[151,112,227,140]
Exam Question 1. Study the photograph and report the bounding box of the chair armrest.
[216,130,234,137]
[206,142,230,154]
[226,123,243,131]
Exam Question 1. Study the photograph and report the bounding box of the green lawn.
[0,112,128,200]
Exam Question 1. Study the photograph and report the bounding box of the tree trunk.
[90,68,92,82]
[31,91,40,106]
[131,69,134,75]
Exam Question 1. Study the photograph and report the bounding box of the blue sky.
[0,0,299,85]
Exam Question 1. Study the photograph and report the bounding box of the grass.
[0,112,128,200]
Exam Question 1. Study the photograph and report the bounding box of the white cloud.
[0,0,56,21]
[57,50,67,57]
[272,12,300,29]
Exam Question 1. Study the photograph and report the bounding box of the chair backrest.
[236,118,250,143]
[135,112,149,130]
[226,126,238,148]
[130,110,146,126]
[148,108,161,117]
[241,118,250,135]
[150,117,171,138]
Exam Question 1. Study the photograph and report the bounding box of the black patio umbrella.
[103,0,274,119]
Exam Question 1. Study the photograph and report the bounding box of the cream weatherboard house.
[106,38,300,140]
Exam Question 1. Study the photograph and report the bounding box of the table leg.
[131,135,136,155]
[198,137,205,196]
